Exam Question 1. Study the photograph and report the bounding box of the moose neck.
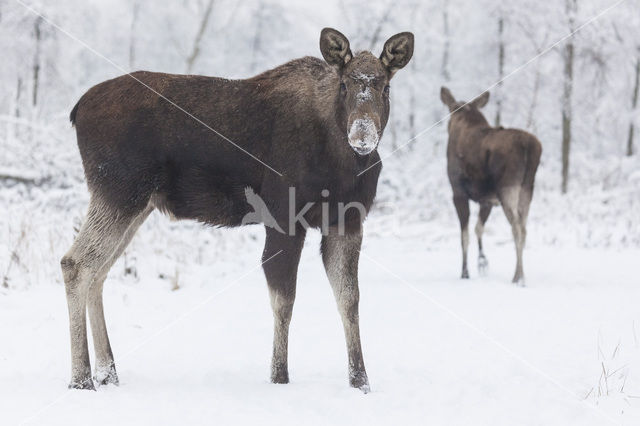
[447,111,491,152]
[461,109,490,129]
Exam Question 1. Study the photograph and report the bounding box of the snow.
[352,72,376,83]
[1,229,639,425]
[348,117,379,153]
[356,86,372,103]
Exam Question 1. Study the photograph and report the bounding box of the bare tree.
[250,1,265,73]
[129,0,140,70]
[408,56,416,143]
[517,18,549,132]
[11,77,23,140]
[406,2,419,145]
[627,51,639,156]
[32,16,42,107]
[185,0,215,74]
[561,0,577,194]
[15,78,22,119]
[441,0,451,81]
[495,12,505,126]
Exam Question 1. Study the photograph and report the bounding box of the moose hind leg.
[61,197,142,390]
[262,227,306,384]
[517,188,533,248]
[88,203,154,386]
[453,195,470,279]
[321,229,369,393]
[476,203,492,275]
[499,187,525,285]
[87,275,116,386]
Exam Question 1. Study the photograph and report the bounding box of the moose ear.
[320,28,353,69]
[440,87,456,109]
[380,32,414,77]
[471,91,490,109]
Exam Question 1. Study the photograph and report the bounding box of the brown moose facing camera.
[61,28,413,393]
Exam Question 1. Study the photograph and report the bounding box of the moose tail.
[522,137,542,192]
[69,100,80,126]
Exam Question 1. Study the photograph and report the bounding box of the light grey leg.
[476,203,492,275]
[499,187,525,285]
[262,227,306,385]
[87,204,153,386]
[60,197,140,390]
[518,188,533,248]
[453,195,470,279]
[321,229,369,393]
[86,275,113,386]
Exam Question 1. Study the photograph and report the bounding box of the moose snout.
[347,114,380,156]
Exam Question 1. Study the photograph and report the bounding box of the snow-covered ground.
[1,227,639,425]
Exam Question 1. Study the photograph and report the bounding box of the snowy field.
[1,227,639,425]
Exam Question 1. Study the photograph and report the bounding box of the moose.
[440,87,542,285]
[61,28,414,392]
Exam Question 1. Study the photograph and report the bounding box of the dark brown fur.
[440,87,542,284]
[71,61,378,229]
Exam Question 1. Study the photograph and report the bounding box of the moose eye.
[383,85,390,95]
[340,82,347,92]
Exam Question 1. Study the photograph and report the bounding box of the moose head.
[440,86,491,129]
[320,28,414,156]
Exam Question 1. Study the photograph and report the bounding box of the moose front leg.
[262,227,306,384]
[321,228,369,393]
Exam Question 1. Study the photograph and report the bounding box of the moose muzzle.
[347,113,380,156]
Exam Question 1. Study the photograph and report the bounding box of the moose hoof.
[68,376,95,391]
[349,371,370,394]
[95,364,119,387]
[271,368,289,384]
[512,275,525,287]
[478,256,488,275]
[461,270,469,279]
